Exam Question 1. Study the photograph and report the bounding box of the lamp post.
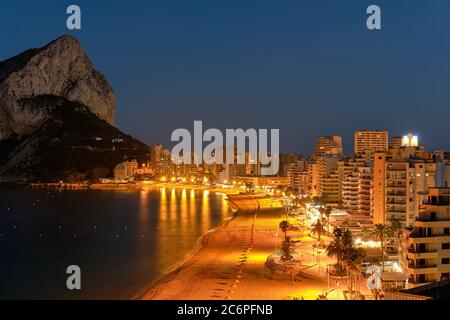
[317,250,321,273]
[326,265,330,291]
[275,231,278,251]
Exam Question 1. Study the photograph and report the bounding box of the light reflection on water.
[0,187,232,299]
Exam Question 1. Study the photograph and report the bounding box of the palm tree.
[312,196,321,206]
[321,206,332,233]
[281,236,295,261]
[285,186,294,197]
[389,219,403,243]
[389,219,403,264]
[279,220,290,240]
[371,224,393,271]
[342,247,367,300]
[311,219,326,246]
[326,227,353,273]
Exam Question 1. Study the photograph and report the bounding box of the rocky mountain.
[0,35,115,141]
[0,36,150,183]
[0,96,149,183]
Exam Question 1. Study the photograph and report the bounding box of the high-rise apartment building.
[407,188,450,285]
[279,154,301,177]
[342,166,373,217]
[114,160,138,181]
[390,136,403,149]
[373,144,444,227]
[354,130,388,155]
[287,160,308,193]
[308,161,320,197]
[316,156,340,201]
[150,144,163,163]
[313,136,343,156]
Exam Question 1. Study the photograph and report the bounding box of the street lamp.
[326,265,330,291]
[274,231,278,251]
[317,250,321,273]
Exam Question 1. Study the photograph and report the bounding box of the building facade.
[407,188,450,285]
[313,136,343,156]
[373,146,444,227]
[114,160,138,181]
[354,130,388,155]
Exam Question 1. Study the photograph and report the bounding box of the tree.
[285,186,294,196]
[279,220,290,240]
[281,236,295,261]
[342,247,367,300]
[388,219,403,264]
[311,219,327,245]
[389,219,403,243]
[320,206,332,233]
[326,227,353,273]
[371,224,393,271]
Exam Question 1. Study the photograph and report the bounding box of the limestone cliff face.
[0,35,115,140]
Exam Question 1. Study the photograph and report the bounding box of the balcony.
[411,233,450,238]
[415,220,450,228]
[408,264,437,269]
[407,264,438,275]
[386,211,406,216]
[386,192,406,197]
[387,200,406,205]
[407,249,438,259]
[386,185,406,189]
[408,248,437,253]
[408,278,432,285]
[409,234,450,244]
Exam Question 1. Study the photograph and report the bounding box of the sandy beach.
[137,194,335,300]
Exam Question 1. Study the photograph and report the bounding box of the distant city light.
[354,238,381,248]
[402,133,419,147]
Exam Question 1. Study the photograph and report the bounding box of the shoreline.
[131,199,241,300]
[27,181,242,196]
[137,194,284,300]
[137,194,344,300]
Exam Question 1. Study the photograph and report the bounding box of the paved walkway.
[139,196,338,300]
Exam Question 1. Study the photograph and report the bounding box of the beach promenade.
[139,194,340,300]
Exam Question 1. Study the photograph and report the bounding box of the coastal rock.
[0,35,115,140]
[0,96,149,183]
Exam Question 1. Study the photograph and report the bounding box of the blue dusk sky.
[1,0,450,154]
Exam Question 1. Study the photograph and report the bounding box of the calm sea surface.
[0,187,232,299]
